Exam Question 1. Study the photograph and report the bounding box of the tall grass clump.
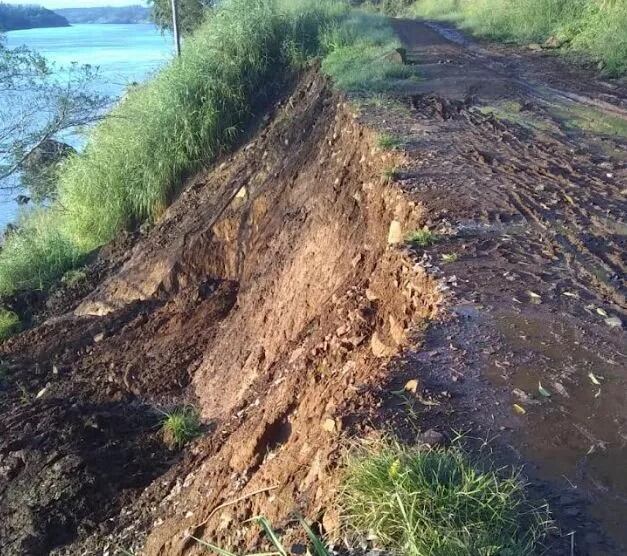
[321,10,416,92]
[341,442,551,555]
[0,210,83,295]
[409,0,627,75]
[0,0,348,297]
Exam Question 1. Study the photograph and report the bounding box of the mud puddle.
[487,310,627,547]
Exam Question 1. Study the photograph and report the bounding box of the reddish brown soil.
[0,18,625,556]
[0,68,440,555]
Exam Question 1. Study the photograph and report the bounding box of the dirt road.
[381,18,626,554]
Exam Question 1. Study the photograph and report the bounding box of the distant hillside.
[55,6,151,25]
[0,3,69,31]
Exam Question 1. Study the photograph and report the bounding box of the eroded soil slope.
[0,68,441,555]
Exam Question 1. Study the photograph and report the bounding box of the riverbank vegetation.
[409,0,627,76]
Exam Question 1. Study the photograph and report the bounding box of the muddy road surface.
[383,18,626,555]
[0,16,625,556]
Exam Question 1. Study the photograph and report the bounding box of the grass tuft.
[377,132,404,150]
[407,227,438,247]
[192,516,330,556]
[341,441,551,555]
[162,406,202,448]
[61,268,88,287]
[0,308,21,341]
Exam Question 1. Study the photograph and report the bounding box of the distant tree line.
[0,3,69,31]
[55,6,151,25]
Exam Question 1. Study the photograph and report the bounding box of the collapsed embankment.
[0,67,441,555]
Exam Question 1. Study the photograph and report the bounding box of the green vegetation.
[193,516,330,556]
[0,308,21,341]
[341,442,550,555]
[148,0,213,35]
[321,10,416,93]
[550,103,627,138]
[161,406,202,448]
[0,0,348,298]
[409,0,627,76]
[441,253,458,263]
[377,132,404,150]
[382,165,400,183]
[0,210,84,294]
[407,227,438,247]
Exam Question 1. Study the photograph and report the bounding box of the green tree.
[148,0,213,36]
[0,35,108,197]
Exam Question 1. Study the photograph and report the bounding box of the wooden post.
[170,0,181,56]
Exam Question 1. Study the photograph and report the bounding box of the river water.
[1,23,173,230]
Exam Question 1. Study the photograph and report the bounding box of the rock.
[605,316,622,329]
[93,332,105,343]
[15,194,30,205]
[543,35,563,49]
[387,220,403,245]
[36,383,50,399]
[365,288,378,301]
[382,47,408,65]
[404,379,420,394]
[322,507,341,538]
[417,429,445,447]
[389,315,405,346]
[528,43,543,52]
[370,331,396,358]
[22,139,76,171]
[322,418,336,433]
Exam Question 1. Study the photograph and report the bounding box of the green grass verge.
[321,10,417,93]
[0,1,409,298]
[408,0,627,76]
[341,442,551,555]
[0,0,348,297]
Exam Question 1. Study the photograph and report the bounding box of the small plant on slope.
[340,441,551,556]
[0,308,21,341]
[377,132,403,150]
[407,227,438,247]
[161,406,202,448]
